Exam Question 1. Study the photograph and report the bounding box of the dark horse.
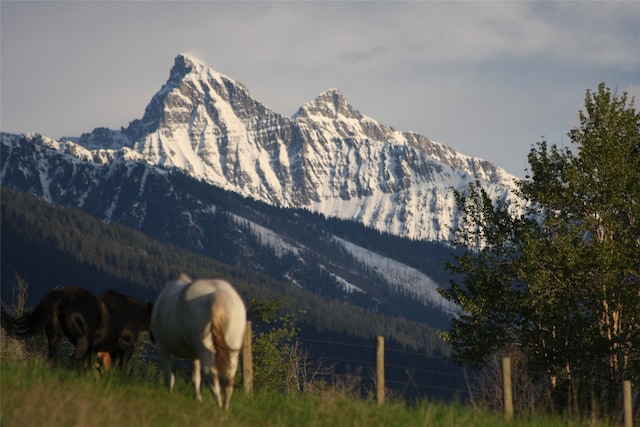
[1,286,152,370]
[95,290,153,371]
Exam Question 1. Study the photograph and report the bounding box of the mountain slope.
[0,133,457,328]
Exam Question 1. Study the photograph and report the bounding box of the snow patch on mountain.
[230,209,449,307]
[229,213,303,257]
[333,236,459,315]
[322,267,366,295]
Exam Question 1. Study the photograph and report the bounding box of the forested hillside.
[1,186,465,400]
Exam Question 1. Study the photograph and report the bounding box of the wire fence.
[277,334,637,425]
[294,336,470,401]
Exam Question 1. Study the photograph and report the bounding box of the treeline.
[0,186,464,399]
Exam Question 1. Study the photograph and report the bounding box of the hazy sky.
[2,1,639,177]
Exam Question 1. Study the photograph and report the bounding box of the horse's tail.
[0,290,61,339]
[211,307,232,379]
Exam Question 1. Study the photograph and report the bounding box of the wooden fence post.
[376,336,384,405]
[623,380,632,427]
[502,356,513,419]
[242,320,253,395]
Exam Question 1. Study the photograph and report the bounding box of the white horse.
[150,274,247,409]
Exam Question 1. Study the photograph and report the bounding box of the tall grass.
[1,354,614,427]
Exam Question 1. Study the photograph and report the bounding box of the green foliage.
[12,273,29,317]
[441,84,640,417]
[6,273,29,317]
[250,298,305,394]
[1,274,35,359]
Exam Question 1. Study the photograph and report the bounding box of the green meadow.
[1,354,614,427]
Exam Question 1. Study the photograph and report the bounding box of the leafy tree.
[249,298,305,394]
[440,84,640,416]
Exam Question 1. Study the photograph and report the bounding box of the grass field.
[1,353,616,427]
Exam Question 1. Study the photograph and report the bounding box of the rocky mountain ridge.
[60,53,519,242]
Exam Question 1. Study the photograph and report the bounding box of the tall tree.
[441,84,640,415]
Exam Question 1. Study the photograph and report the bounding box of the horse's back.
[186,279,244,313]
[59,287,95,301]
[99,289,150,330]
[182,279,242,304]
[98,291,129,334]
[151,277,246,355]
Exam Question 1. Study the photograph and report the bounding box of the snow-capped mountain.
[62,53,518,242]
[0,54,521,324]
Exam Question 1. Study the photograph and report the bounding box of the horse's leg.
[117,333,135,371]
[44,313,64,367]
[73,335,95,371]
[211,369,223,408]
[109,348,123,371]
[44,326,61,367]
[156,346,175,393]
[222,350,241,410]
[210,363,224,408]
[121,345,135,371]
[200,349,221,407]
[192,358,203,403]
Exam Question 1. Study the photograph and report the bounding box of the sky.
[2,1,639,178]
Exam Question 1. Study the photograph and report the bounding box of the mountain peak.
[319,88,345,100]
[177,52,206,67]
[294,88,363,121]
[168,53,198,83]
[123,53,263,141]
[169,53,235,87]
